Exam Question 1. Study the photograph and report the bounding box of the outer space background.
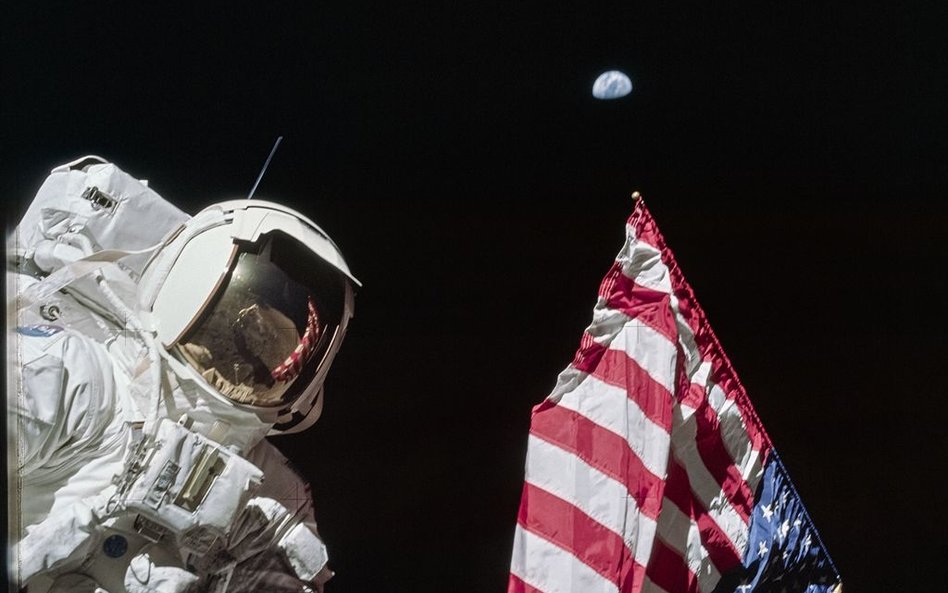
[3,3,947,592]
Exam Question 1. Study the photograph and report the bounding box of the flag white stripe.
[609,320,678,395]
[681,361,766,527]
[556,374,671,479]
[618,227,672,294]
[525,435,657,566]
[616,235,753,575]
[589,303,638,342]
[555,301,677,407]
[616,236,705,384]
[673,403,750,553]
[708,383,766,492]
[669,290,703,375]
[657,499,723,593]
[548,307,624,405]
[655,238,766,497]
[688,365,766,512]
[511,526,620,593]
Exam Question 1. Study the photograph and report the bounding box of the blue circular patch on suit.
[103,534,128,558]
[16,324,64,337]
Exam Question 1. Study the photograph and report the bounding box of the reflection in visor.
[174,233,343,408]
[185,298,320,403]
[270,298,321,383]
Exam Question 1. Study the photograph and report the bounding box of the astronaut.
[7,156,358,592]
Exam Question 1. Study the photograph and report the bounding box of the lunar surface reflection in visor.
[175,232,345,408]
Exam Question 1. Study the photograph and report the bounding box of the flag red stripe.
[598,224,755,522]
[630,207,770,455]
[682,377,760,523]
[507,574,546,593]
[573,333,608,372]
[682,382,757,523]
[518,483,646,593]
[691,398,755,521]
[601,274,678,344]
[663,459,743,572]
[628,210,664,257]
[596,264,624,309]
[582,332,753,521]
[646,538,701,593]
[629,203,746,570]
[590,348,674,432]
[680,381,707,410]
[530,404,663,518]
[706,361,767,454]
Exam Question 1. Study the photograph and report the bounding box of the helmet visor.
[173,232,345,408]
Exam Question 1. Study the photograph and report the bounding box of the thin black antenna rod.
[247,136,283,199]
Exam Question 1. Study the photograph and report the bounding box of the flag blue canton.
[713,453,840,593]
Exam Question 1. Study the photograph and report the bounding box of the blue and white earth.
[592,70,632,100]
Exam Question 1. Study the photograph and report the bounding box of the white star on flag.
[778,520,790,541]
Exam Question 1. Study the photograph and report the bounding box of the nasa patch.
[16,324,64,338]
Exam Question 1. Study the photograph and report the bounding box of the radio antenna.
[247,136,283,199]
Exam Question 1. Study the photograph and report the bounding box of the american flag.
[509,198,841,593]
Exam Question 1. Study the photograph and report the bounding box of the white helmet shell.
[139,199,359,435]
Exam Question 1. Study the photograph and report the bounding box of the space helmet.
[138,199,359,434]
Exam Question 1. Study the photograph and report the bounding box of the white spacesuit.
[7,156,358,592]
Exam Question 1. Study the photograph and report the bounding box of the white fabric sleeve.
[124,552,200,593]
[11,329,126,535]
[10,328,130,591]
[12,330,111,472]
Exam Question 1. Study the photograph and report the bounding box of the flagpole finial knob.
[631,191,642,201]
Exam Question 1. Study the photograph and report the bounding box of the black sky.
[3,3,947,592]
